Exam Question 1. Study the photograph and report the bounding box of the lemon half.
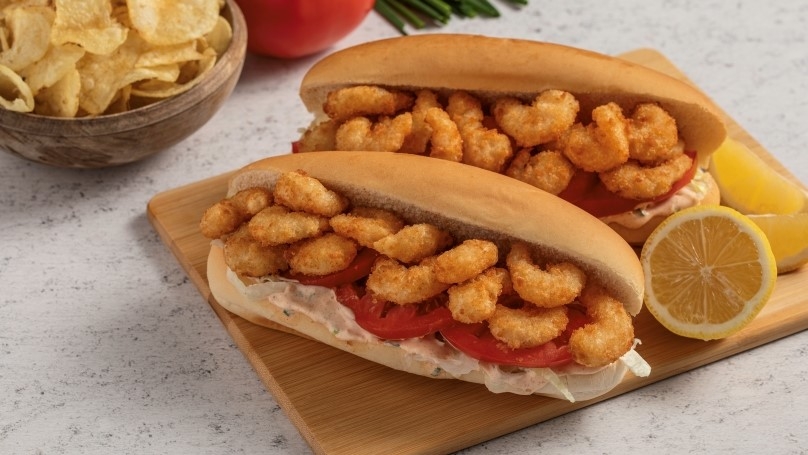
[640,205,777,340]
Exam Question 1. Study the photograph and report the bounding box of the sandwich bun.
[205,151,649,400]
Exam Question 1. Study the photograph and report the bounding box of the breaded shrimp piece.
[424,107,463,162]
[447,91,512,172]
[506,241,586,308]
[492,90,579,147]
[335,113,413,153]
[223,224,289,277]
[372,223,453,264]
[297,119,339,153]
[559,102,630,173]
[400,90,441,154]
[434,239,498,284]
[273,170,349,217]
[199,188,274,239]
[366,256,450,305]
[230,187,274,216]
[286,233,358,276]
[488,304,569,349]
[330,207,405,248]
[200,199,243,239]
[568,283,634,368]
[627,103,681,165]
[505,148,577,195]
[323,85,414,121]
[598,152,693,200]
[447,267,507,323]
[248,205,330,246]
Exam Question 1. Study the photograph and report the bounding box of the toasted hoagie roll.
[202,152,650,401]
[295,34,726,244]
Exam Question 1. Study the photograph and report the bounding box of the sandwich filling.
[296,85,702,225]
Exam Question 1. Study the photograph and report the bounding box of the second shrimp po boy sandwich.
[294,34,727,244]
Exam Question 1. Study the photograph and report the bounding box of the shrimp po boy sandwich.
[201,152,650,401]
[295,34,727,245]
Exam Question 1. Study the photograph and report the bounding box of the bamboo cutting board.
[147,49,808,455]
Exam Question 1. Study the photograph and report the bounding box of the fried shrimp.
[627,103,681,165]
[492,90,579,147]
[199,188,274,239]
[223,224,289,277]
[330,207,405,248]
[366,256,450,305]
[423,107,463,162]
[273,170,349,217]
[598,152,693,200]
[447,91,512,172]
[505,148,576,195]
[434,239,498,284]
[335,113,413,153]
[506,241,586,308]
[488,305,569,349]
[559,102,630,173]
[568,283,634,368]
[248,205,330,246]
[400,90,441,154]
[372,223,453,264]
[286,233,358,276]
[323,85,414,121]
[200,200,243,239]
[297,119,339,153]
[446,267,507,323]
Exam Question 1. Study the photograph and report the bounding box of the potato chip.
[204,16,233,57]
[131,47,216,99]
[51,0,128,56]
[0,63,34,112]
[0,6,54,72]
[19,43,84,94]
[127,0,219,46]
[135,40,204,68]
[34,66,80,117]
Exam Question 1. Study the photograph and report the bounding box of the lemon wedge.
[748,213,808,274]
[709,137,807,214]
[640,205,777,340]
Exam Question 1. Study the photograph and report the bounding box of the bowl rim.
[0,0,247,136]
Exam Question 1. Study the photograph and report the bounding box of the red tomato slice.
[284,248,378,288]
[335,285,455,340]
[441,322,573,368]
[440,302,591,369]
[558,151,699,218]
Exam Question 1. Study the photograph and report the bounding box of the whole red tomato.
[234,0,375,58]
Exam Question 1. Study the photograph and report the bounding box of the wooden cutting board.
[147,49,808,455]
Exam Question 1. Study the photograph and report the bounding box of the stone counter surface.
[2,1,807,454]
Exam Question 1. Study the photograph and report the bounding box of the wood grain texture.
[146,49,808,455]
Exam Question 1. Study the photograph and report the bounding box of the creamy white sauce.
[226,267,650,399]
[599,169,711,229]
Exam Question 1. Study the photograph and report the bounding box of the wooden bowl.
[0,0,247,169]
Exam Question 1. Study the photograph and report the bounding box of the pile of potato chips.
[0,0,232,117]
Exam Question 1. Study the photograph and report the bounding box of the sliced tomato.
[558,151,699,218]
[440,300,591,369]
[284,248,378,288]
[441,322,573,368]
[335,285,455,340]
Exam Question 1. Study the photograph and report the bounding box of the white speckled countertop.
[2,1,807,454]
